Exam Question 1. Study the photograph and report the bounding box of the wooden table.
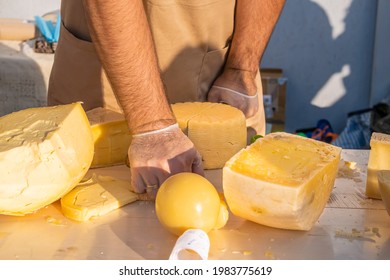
[0,149,389,260]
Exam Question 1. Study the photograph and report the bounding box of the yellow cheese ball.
[155,172,228,236]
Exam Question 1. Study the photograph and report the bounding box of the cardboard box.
[261,68,287,132]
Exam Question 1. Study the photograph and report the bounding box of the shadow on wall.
[261,0,378,133]
[0,42,48,116]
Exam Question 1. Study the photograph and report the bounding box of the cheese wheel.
[0,103,94,215]
[172,102,247,169]
[223,132,341,231]
[366,132,390,199]
[87,107,132,168]
[61,173,138,222]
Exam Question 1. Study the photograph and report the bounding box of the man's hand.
[209,0,285,118]
[128,124,204,199]
[208,68,259,118]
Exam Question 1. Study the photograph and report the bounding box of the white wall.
[0,0,60,20]
[261,0,379,133]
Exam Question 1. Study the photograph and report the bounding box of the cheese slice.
[86,107,132,168]
[172,102,247,169]
[366,132,390,199]
[61,172,138,222]
[223,132,341,231]
[0,103,94,215]
[378,170,390,215]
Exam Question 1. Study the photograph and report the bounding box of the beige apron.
[48,0,265,135]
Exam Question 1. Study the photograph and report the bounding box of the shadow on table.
[109,201,335,260]
[109,201,177,260]
[208,218,335,260]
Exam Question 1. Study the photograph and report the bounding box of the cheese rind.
[61,173,138,222]
[223,132,341,231]
[366,132,390,199]
[86,108,132,168]
[172,102,247,169]
[0,103,94,215]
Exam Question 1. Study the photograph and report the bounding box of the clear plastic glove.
[207,85,259,118]
[207,68,259,118]
[128,124,204,199]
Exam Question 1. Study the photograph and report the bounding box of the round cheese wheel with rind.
[0,103,94,215]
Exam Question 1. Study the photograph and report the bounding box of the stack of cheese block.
[0,103,94,215]
[223,132,341,231]
[365,132,390,199]
[86,102,247,170]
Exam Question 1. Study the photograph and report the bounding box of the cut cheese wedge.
[0,103,94,215]
[366,132,390,199]
[172,102,247,169]
[223,132,341,231]
[86,107,132,168]
[61,172,138,222]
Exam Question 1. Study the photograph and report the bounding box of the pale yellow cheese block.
[378,170,390,216]
[366,132,390,199]
[61,172,138,222]
[223,132,341,231]
[0,103,94,215]
[86,107,132,168]
[172,102,247,169]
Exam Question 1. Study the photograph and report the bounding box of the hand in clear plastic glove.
[207,69,259,118]
[207,85,259,118]
[128,124,204,199]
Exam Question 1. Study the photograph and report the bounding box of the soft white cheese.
[0,103,94,215]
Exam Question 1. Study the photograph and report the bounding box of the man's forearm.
[82,0,176,134]
[226,0,285,75]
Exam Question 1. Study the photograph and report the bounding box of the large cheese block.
[223,132,341,231]
[366,132,390,199]
[0,103,94,215]
[86,107,132,168]
[61,172,138,222]
[172,102,247,169]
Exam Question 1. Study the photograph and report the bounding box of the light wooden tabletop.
[0,149,389,260]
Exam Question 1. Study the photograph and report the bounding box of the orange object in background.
[0,18,36,41]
